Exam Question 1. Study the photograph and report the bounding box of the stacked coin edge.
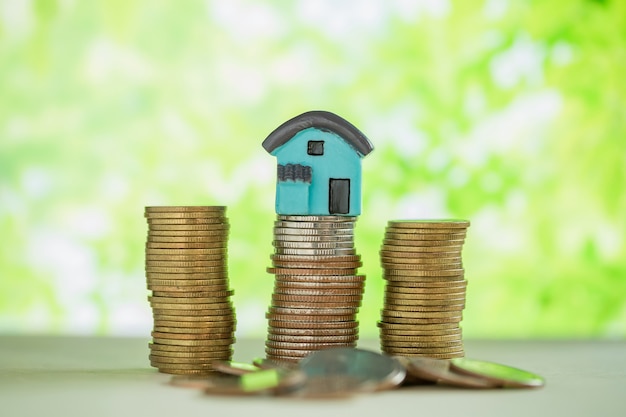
[145,206,236,375]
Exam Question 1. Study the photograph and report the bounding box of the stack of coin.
[378,219,469,359]
[144,206,236,375]
[265,215,364,363]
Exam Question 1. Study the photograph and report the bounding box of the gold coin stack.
[144,206,236,375]
[378,219,469,359]
[265,215,365,363]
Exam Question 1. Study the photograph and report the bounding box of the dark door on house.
[329,179,350,214]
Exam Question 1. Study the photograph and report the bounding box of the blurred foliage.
[0,0,624,338]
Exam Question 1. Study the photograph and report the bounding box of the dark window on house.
[307,141,324,156]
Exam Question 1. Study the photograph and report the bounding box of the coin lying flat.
[388,220,470,229]
[395,356,495,388]
[296,348,406,395]
[450,358,545,388]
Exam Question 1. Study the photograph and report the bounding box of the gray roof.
[261,110,374,156]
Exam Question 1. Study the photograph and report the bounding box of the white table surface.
[1,336,624,417]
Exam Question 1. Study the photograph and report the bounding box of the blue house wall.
[270,127,364,216]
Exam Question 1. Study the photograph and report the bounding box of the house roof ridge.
[261,110,374,156]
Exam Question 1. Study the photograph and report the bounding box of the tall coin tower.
[378,220,469,359]
[261,111,374,363]
[144,206,236,374]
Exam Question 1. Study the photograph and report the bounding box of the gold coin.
[383,239,465,247]
[267,319,358,329]
[382,309,463,318]
[149,341,233,352]
[387,220,469,229]
[146,266,227,274]
[381,338,463,348]
[266,313,356,322]
[146,242,227,249]
[380,256,462,264]
[144,211,226,219]
[155,368,217,375]
[385,289,465,299]
[385,227,467,234]
[267,334,359,343]
[380,245,463,253]
[148,355,228,364]
[147,230,229,237]
[384,232,466,241]
[383,303,465,312]
[145,206,226,213]
[384,268,464,277]
[150,361,218,370]
[274,281,364,289]
[154,315,235,322]
[148,217,227,225]
[272,294,362,303]
[385,286,466,296]
[147,236,227,243]
[276,215,355,222]
[151,290,233,298]
[152,308,234,317]
[265,348,314,358]
[269,327,359,336]
[386,280,467,289]
[148,296,231,305]
[147,274,228,281]
[149,224,230,232]
[271,300,362,309]
[146,248,227,255]
[384,296,466,306]
[146,260,225,268]
[382,263,463,271]
[273,248,357,256]
[153,326,234,335]
[380,333,461,343]
[152,337,235,347]
[268,267,359,276]
[265,341,354,351]
[147,281,229,289]
[151,331,233,340]
[379,316,462,325]
[149,301,232,310]
[380,328,461,337]
[149,286,231,293]
[153,319,235,328]
[149,350,232,359]
[381,346,463,357]
[146,254,226,262]
[377,321,459,330]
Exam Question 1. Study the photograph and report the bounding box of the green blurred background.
[1,0,624,338]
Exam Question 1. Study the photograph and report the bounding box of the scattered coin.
[395,356,495,388]
[449,358,546,388]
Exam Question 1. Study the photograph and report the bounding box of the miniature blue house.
[262,111,374,216]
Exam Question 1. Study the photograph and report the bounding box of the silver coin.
[274,228,354,236]
[275,221,356,229]
[274,248,357,256]
[293,348,406,397]
[277,215,356,223]
[273,241,354,249]
[274,234,354,242]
